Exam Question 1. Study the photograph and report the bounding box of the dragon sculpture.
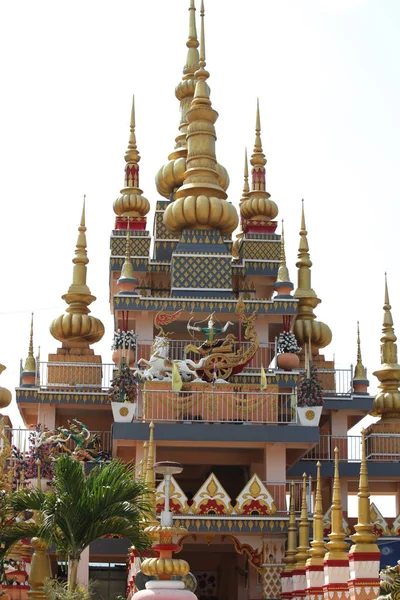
[376,562,400,600]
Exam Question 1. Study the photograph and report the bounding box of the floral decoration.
[111,329,137,350]
[277,332,301,355]
[297,365,324,407]
[109,365,138,403]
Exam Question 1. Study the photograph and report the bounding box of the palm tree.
[10,455,152,591]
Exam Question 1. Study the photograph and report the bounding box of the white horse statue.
[133,336,205,382]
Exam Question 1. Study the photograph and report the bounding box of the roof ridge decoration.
[163,0,238,236]
[190,471,233,515]
[156,0,229,200]
[234,473,277,516]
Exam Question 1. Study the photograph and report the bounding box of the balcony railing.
[265,479,313,513]
[138,389,297,424]
[302,433,400,462]
[33,361,115,391]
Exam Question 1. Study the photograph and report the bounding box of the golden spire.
[306,462,325,567]
[293,200,332,350]
[353,322,368,382]
[294,473,310,570]
[324,448,349,560]
[283,481,298,572]
[156,0,229,199]
[50,198,105,345]
[349,430,379,553]
[146,422,156,517]
[142,440,149,479]
[113,96,150,219]
[163,0,238,235]
[276,221,291,284]
[372,274,400,420]
[242,148,250,201]
[23,313,36,372]
[240,100,278,223]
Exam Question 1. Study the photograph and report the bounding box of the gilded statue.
[187,313,235,355]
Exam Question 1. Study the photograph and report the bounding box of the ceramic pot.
[111,402,137,423]
[277,352,300,371]
[297,405,323,426]
[112,348,135,367]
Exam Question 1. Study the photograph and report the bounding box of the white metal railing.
[34,361,115,391]
[138,389,297,424]
[302,433,400,462]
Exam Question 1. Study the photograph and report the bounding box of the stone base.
[323,583,349,600]
[348,579,380,600]
[306,565,324,600]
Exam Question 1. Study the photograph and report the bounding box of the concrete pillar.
[37,404,56,430]
[265,444,286,511]
[76,546,89,588]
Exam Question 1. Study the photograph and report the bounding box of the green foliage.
[43,578,95,600]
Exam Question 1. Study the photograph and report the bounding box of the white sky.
[0,0,399,429]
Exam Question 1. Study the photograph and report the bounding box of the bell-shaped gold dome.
[113,191,150,217]
[50,313,105,345]
[156,159,229,200]
[164,194,238,236]
[241,195,278,221]
[0,364,12,409]
[51,199,104,346]
[293,318,332,350]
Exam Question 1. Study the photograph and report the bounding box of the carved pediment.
[191,473,233,515]
[234,474,277,516]
[155,475,188,515]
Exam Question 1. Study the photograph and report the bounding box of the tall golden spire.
[232,149,249,260]
[156,0,229,199]
[372,274,400,420]
[324,448,349,560]
[163,0,238,235]
[146,422,156,517]
[240,101,278,223]
[24,313,36,373]
[113,96,150,219]
[353,322,368,382]
[306,462,325,567]
[283,481,298,572]
[349,430,379,553]
[294,473,310,570]
[293,200,332,350]
[50,198,105,345]
[276,221,291,284]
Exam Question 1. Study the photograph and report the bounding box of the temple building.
[7,1,400,599]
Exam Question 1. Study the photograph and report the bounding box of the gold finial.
[240,101,278,223]
[294,473,310,570]
[372,274,400,420]
[349,430,379,553]
[283,481,298,572]
[142,440,149,480]
[24,313,36,373]
[113,96,150,218]
[146,422,156,517]
[251,98,266,170]
[50,198,105,345]
[293,200,332,350]
[156,1,229,200]
[324,448,349,560]
[242,148,250,201]
[163,0,238,236]
[119,221,136,281]
[306,462,325,566]
[353,321,368,382]
[276,220,291,284]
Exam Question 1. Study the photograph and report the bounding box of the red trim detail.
[152,543,180,552]
[115,216,147,230]
[306,565,324,572]
[323,559,349,567]
[348,552,381,561]
[348,578,380,584]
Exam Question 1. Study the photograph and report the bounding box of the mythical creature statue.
[34,420,107,462]
[134,336,205,383]
[376,561,400,600]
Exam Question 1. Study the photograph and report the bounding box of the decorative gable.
[155,475,188,515]
[234,474,277,516]
[191,473,233,515]
[369,502,390,537]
